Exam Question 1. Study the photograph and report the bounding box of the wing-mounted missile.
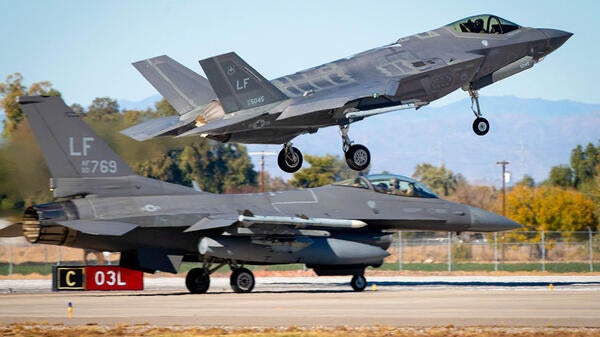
[237,214,367,229]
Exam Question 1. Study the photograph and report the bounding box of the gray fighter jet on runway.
[0,96,520,293]
[123,14,571,173]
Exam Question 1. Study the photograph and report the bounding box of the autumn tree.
[0,73,60,137]
[505,184,597,243]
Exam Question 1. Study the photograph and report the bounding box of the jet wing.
[184,214,240,232]
[277,81,395,121]
[176,107,272,137]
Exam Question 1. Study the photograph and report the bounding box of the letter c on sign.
[66,270,76,286]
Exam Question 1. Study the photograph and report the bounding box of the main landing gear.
[185,261,255,294]
[275,125,371,173]
[340,124,370,171]
[468,88,490,136]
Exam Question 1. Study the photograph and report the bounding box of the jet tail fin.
[19,95,135,179]
[200,52,288,113]
[133,55,217,115]
[18,95,197,198]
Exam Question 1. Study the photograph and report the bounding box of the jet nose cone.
[466,206,521,232]
[541,29,573,51]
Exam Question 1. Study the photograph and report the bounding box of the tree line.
[1,74,598,238]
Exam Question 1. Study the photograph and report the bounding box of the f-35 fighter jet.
[0,96,519,293]
[123,14,571,173]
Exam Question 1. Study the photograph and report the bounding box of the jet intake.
[22,202,78,245]
[471,56,535,90]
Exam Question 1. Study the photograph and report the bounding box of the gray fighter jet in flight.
[123,14,571,173]
[0,96,519,293]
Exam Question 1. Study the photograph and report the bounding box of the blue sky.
[0,0,596,108]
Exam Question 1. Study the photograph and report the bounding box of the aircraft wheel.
[345,144,370,171]
[350,274,367,292]
[472,117,489,136]
[185,267,210,294]
[278,147,303,173]
[230,267,255,293]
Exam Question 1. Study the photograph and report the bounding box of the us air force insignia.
[226,65,236,76]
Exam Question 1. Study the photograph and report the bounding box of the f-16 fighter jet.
[0,96,520,293]
[123,14,571,173]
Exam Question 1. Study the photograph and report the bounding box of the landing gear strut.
[277,143,303,173]
[185,259,256,294]
[340,124,370,171]
[468,88,489,136]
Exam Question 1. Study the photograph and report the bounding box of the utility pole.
[496,160,510,216]
[249,151,276,193]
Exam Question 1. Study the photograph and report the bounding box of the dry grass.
[1,323,599,337]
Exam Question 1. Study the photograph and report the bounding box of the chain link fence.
[391,230,599,272]
[1,231,599,275]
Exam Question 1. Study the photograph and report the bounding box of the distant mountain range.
[2,95,599,186]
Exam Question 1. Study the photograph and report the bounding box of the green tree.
[154,98,178,117]
[289,154,360,188]
[86,97,120,121]
[412,163,462,197]
[570,141,600,190]
[517,174,536,188]
[547,165,573,188]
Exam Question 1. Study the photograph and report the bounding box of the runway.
[1,276,599,327]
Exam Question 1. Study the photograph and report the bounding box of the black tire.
[472,117,489,136]
[230,268,255,293]
[185,268,210,294]
[345,144,370,171]
[350,274,367,292]
[277,147,303,173]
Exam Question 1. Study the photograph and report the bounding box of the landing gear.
[277,143,303,173]
[350,274,367,292]
[472,117,489,136]
[340,124,370,171]
[468,88,490,136]
[185,267,211,294]
[230,267,255,293]
[185,260,256,294]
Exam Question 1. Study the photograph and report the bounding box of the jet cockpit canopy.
[335,174,438,198]
[449,14,520,34]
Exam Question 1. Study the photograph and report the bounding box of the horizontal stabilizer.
[57,220,138,236]
[200,52,288,113]
[0,223,22,237]
[133,55,217,115]
[121,116,189,141]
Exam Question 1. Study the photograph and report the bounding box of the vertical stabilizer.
[18,95,135,179]
[18,95,198,198]
[200,52,288,113]
[133,55,217,115]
